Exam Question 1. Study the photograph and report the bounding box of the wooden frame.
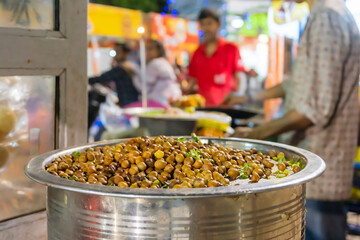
[0,0,88,148]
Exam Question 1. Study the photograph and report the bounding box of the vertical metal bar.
[140,38,147,108]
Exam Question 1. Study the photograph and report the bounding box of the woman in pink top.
[132,40,182,106]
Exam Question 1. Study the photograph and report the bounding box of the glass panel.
[0,76,55,221]
[0,0,55,30]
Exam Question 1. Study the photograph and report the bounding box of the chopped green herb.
[240,174,249,179]
[274,170,283,174]
[278,157,285,163]
[276,174,287,178]
[107,183,113,186]
[189,149,201,160]
[191,133,201,143]
[273,157,278,161]
[73,151,81,157]
[244,163,249,170]
[300,162,306,169]
[69,176,75,180]
[185,153,190,158]
[177,137,187,142]
[210,159,215,164]
[142,179,147,183]
[153,179,160,185]
[284,170,290,175]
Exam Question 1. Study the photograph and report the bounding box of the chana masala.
[45,134,304,189]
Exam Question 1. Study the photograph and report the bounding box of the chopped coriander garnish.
[73,151,81,157]
[244,163,249,170]
[284,170,290,175]
[191,133,201,143]
[300,162,306,169]
[177,137,186,142]
[190,149,201,160]
[153,179,160,185]
[69,176,75,180]
[276,174,287,178]
[240,174,249,179]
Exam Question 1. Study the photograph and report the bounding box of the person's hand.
[231,127,264,140]
[221,94,249,107]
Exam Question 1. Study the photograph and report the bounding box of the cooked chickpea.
[175,154,184,163]
[130,183,139,188]
[228,168,240,179]
[265,169,272,176]
[145,158,154,168]
[58,162,69,170]
[262,158,274,168]
[278,162,286,171]
[86,151,95,161]
[193,178,206,188]
[142,151,152,159]
[121,160,130,169]
[193,159,203,169]
[208,180,222,187]
[293,165,301,173]
[269,150,276,158]
[117,181,128,187]
[184,157,194,166]
[154,150,164,159]
[164,164,175,173]
[277,152,285,159]
[137,162,147,171]
[251,172,260,182]
[154,159,167,169]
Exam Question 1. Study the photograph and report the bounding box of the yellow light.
[137,26,145,34]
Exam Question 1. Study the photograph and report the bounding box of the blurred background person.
[225,0,360,239]
[89,42,139,107]
[188,8,247,107]
[132,40,182,106]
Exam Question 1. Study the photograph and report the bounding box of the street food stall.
[3,1,355,239]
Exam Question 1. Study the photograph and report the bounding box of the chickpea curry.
[45,134,304,189]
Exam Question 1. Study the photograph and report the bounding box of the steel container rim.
[25,137,325,199]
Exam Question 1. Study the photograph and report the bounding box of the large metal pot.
[25,138,325,240]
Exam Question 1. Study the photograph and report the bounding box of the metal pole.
[139,38,147,108]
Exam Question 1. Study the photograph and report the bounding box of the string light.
[137,26,145,34]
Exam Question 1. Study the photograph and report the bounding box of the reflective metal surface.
[0,76,55,221]
[47,185,305,240]
[26,138,325,239]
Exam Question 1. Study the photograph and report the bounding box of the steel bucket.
[25,138,325,240]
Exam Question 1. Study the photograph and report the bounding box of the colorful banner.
[272,1,309,24]
[88,3,143,39]
[150,13,200,65]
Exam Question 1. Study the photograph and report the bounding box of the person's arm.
[187,77,198,94]
[234,12,348,139]
[223,83,285,106]
[89,68,116,85]
[233,109,312,139]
